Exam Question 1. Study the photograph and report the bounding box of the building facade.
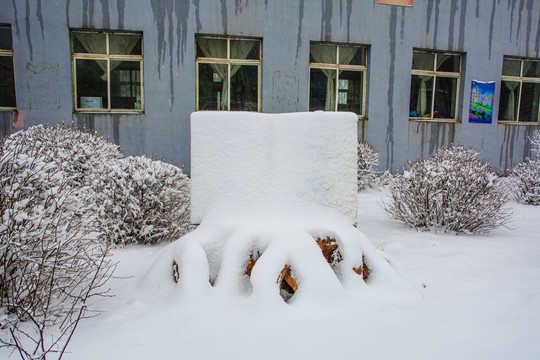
[1,0,539,174]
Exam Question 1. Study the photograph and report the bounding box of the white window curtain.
[503,81,519,120]
[75,32,140,79]
[198,38,256,110]
[310,46,356,111]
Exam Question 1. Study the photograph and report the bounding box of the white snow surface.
[38,189,540,360]
[190,111,358,224]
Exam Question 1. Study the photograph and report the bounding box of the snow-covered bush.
[507,159,540,205]
[94,156,193,245]
[7,124,123,189]
[507,131,540,205]
[530,130,540,159]
[385,145,510,234]
[357,141,381,191]
[0,134,114,357]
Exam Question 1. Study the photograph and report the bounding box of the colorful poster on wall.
[469,80,495,123]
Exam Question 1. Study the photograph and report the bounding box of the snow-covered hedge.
[385,145,510,234]
[507,131,540,205]
[94,156,193,245]
[357,141,381,191]
[0,132,114,324]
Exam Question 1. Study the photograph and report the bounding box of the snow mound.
[141,202,417,304]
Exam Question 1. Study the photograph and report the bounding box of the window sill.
[74,110,144,115]
[498,121,539,126]
[409,118,457,124]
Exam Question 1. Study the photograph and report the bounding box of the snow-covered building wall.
[1,0,539,174]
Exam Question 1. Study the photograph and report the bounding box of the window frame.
[498,56,540,124]
[0,24,16,111]
[308,42,368,119]
[71,29,144,113]
[195,35,262,112]
[409,49,462,122]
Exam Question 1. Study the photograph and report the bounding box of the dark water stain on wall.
[165,0,174,106]
[386,7,397,169]
[432,0,440,49]
[534,12,540,57]
[25,0,33,60]
[36,0,44,38]
[100,0,110,29]
[499,125,520,170]
[192,0,202,32]
[346,0,352,42]
[476,0,480,17]
[221,0,228,34]
[320,0,332,41]
[488,0,496,59]
[400,7,405,43]
[339,0,343,26]
[524,0,533,55]
[175,0,190,63]
[426,0,433,34]
[509,0,517,40]
[516,0,525,42]
[151,0,166,78]
[12,0,20,37]
[457,0,467,50]
[295,0,304,64]
[117,0,125,29]
[65,0,71,26]
[448,0,458,49]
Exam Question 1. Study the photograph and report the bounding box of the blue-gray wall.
[1,0,539,174]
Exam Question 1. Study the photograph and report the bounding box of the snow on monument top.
[190,111,358,224]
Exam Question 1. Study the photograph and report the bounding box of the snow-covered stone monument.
[143,111,414,303]
[190,111,358,224]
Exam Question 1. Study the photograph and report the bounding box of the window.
[71,30,143,112]
[309,43,367,117]
[409,50,462,121]
[498,57,540,123]
[196,36,261,111]
[0,24,16,110]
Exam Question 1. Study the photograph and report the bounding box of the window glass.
[230,65,258,111]
[0,56,16,108]
[198,63,227,110]
[110,33,142,55]
[409,75,433,117]
[75,59,108,109]
[502,58,521,76]
[110,60,141,109]
[339,46,365,66]
[498,81,520,121]
[0,26,12,50]
[196,36,261,112]
[412,52,434,71]
[72,32,106,54]
[437,54,460,72]
[310,44,336,64]
[433,76,457,118]
[309,68,335,111]
[337,70,363,113]
[230,39,259,60]
[410,50,461,121]
[500,57,540,122]
[72,30,143,112]
[196,37,227,59]
[518,82,540,122]
[523,60,540,78]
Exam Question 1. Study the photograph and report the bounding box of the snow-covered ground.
[61,189,540,360]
